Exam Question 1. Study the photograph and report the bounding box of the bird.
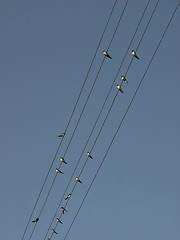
[87,152,93,159]
[121,75,128,83]
[56,218,63,224]
[76,177,82,183]
[103,51,112,59]
[52,229,58,234]
[131,50,139,60]
[32,217,39,223]
[48,238,50,240]
[65,193,71,200]
[56,168,64,174]
[60,157,67,164]
[61,207,68,214]
[117,84,124,93]
[58,132,65,137]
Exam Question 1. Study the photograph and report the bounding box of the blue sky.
[0,0,179,240]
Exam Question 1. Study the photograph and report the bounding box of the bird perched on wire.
[131,50,139,60]
[87,152,93,159]
[76,177,82,183]
[117,84,124,93]
[65,193,71,200]
[61,207,68,214]
[60,157,67,164]
[103,51,112,59]
[32,217,39,223]
[56,168,64,174]
[52,229,58,234]
[56,218,63,224]
[121,75,128,83]
[58,132,65,137]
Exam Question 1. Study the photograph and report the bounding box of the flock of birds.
[31,49,139,238]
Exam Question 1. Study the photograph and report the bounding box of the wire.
[27,1,129,240]
[47,1,160,239]
[63,2,180,239]
[43,1,154,239]
[124,0,159,77]
[21,1,118,239]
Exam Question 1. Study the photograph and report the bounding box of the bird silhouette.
[32,217,39,223]
[131,50,139,60]
[61,207,68,214]
[117,84,124,93]
[87,152,93,159]
[52,229,58,234]
[103,51,112,59]
[76,177,82,183]
[65,193,71,200]
[56,218,63,224]
[121,75,128,83]
[58,133,65,137]
[56,168,64,174]
[60,157,67,164]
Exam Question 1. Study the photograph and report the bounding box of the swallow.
[32,217,39,223]
[52,229,58,234]
[60,157,67,164]
[76,177,82,183]
[87,152,93,159]
[121,75,128,83]
[56,218,63,224]
[56,168,64,174]
[65,193,71,200]
[103,51,112,59]
[58,133,65,137]
[131,50,139,60]
[61,207,68,214]
[117,84,124,93]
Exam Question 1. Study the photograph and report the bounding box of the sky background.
[0,0,180,240]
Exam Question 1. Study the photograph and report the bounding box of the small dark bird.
[60,157,67,164]
[76,177,82,183]
[52,229,58,234]
[103,51,112,59]
[32,217,39,223]
[121,75,128,83]
[117,84,124,93]
[56,218,63,224]
[61,207,68,214]
[56,168,64,174]
[87,152,93,159]
[58,133,65,137]
[65,193,71,200]
[131,50,139,60]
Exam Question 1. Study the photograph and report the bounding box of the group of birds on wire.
[31,47,140,237]
[21,0,180,240]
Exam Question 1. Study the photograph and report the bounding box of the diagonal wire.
[44,0,154,238]
[48,1,160,239]
[28,1,129,240]
[63,2,180,239]
[124,0,159,77]
[21,1,118,239]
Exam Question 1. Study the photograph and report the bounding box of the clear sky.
[0,0,179,240]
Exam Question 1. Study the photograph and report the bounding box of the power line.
[63,2,180,239]
[47,1,159,239]
[27,1,129,240]
[21,1,118,240]
[44,0,154,238]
